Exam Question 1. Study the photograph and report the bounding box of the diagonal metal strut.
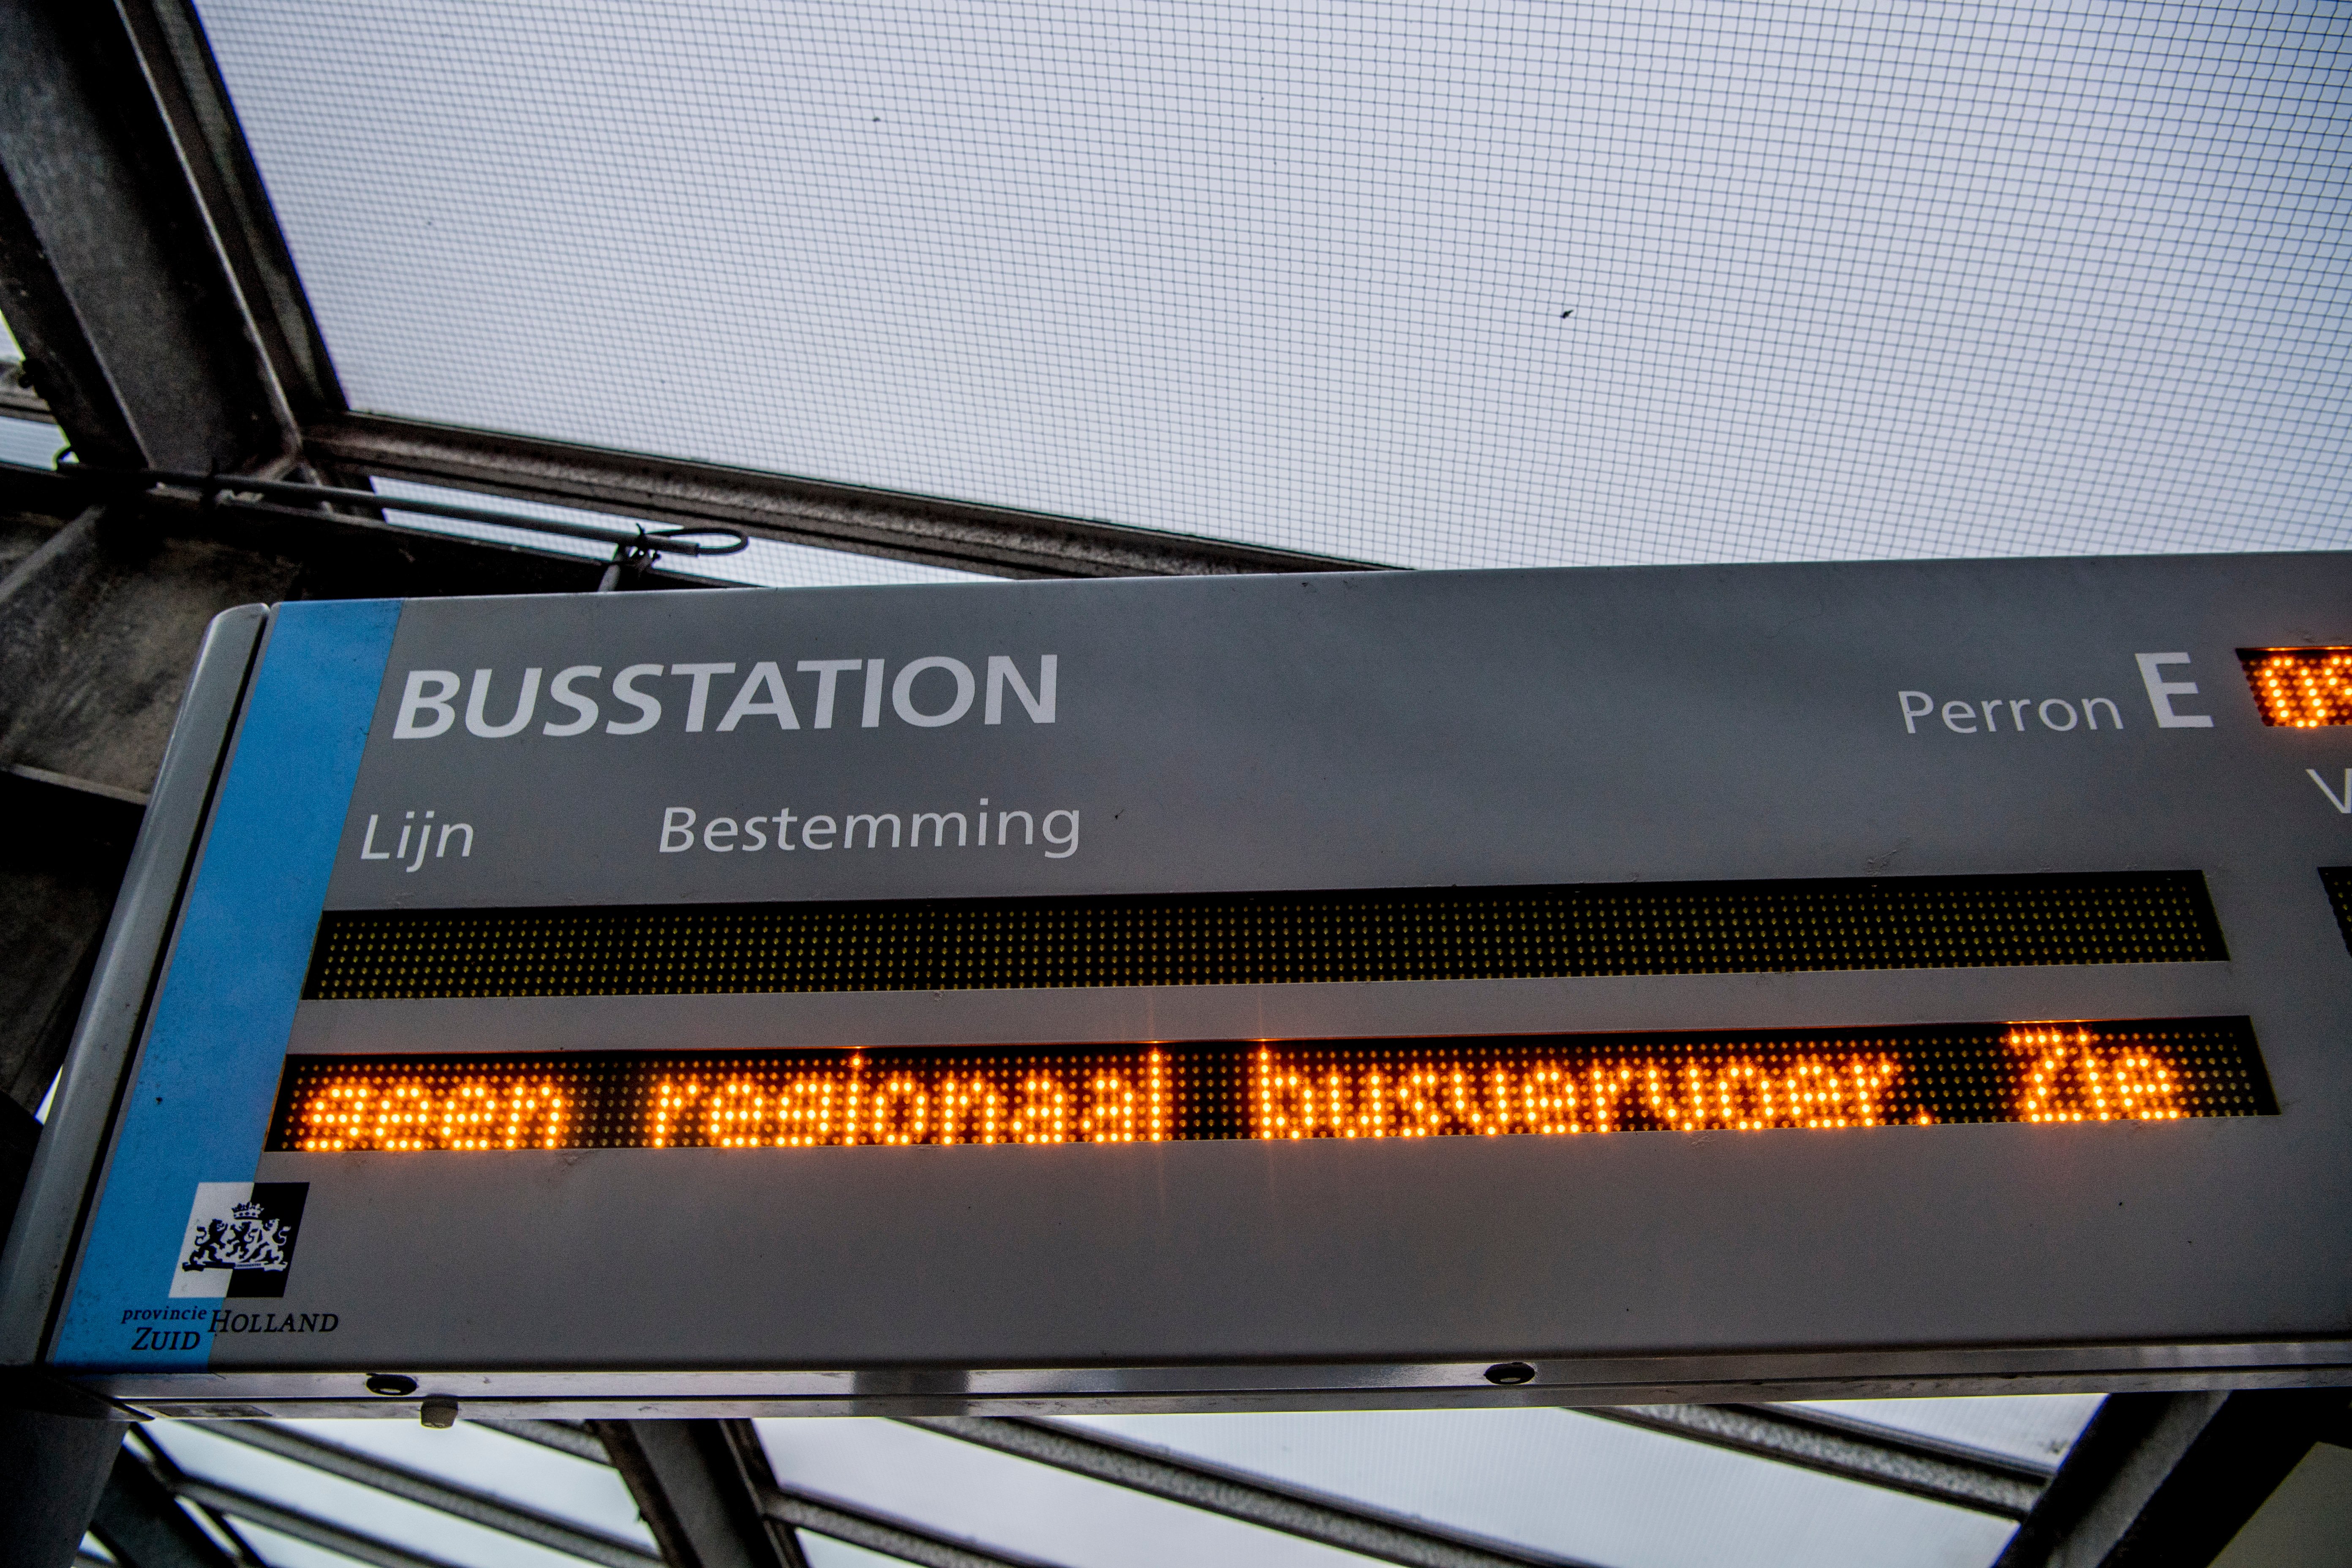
[174,1477,473,1568]
[1587,1404,2047,1519]
[205,1420,662,1568]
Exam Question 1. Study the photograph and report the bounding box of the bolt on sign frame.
[4,551,2352,1420]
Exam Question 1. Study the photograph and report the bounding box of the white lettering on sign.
[357,810,475,871]
[2309,770,2352,814]
[465,667,542,738]
[607,664,664,734]
[893,657,975,727]
[660,801,1081,859]
[671,663,736,733]
[393,670,459,738]
[718,663,798,731]
[2134,653,2214,729]
[391,656,1056,738]
[543,666,601,736]
[798,659,864,728]
[1899,691,2123,735]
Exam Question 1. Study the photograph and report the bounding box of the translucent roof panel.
[1053,1408,2016,1568]
[197,1,2347,569]
[0,417,65,470]
[798,1535,916,1568]
[0,312,68,469]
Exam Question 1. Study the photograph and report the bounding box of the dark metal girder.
[0,1094,34,1231]
[111,0,343,421]
[86,1448,235,1568]
[0,770,140,1114]
[1993,1389,2352,1568]
[0,0,290,474]
[122,1429,270,1568]
[594,1420,806,1568]
[0,1407,127,1568]
[306,413,1386,580]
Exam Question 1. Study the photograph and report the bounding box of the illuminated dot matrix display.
[303,872,2225,1001]
[2239,648,2352,727]
[2321,869,2352,958]
[270,1019,2270,1154]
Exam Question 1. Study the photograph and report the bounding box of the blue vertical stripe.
[52,599,400,1368]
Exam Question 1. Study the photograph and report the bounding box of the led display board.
[6,554,2352,1418]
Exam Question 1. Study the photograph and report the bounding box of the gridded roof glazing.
[1045,1409,2019,1568]
[194,1,2350,570]
[85,1310,2103,1568]
[754,1405,2082,1568]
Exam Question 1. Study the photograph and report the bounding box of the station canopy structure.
[0,2,2347,1568]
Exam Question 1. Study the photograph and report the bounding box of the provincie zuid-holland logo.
[171,1182,308,1298]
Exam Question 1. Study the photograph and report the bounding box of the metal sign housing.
[5,552,2351,1418]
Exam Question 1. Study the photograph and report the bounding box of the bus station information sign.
[8,552,2352,1416]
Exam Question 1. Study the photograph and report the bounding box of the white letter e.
[2135,653,2213,730]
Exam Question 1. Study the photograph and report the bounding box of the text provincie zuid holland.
[373,653,1083,860]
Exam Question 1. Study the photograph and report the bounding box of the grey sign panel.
[17,553,2352,1418]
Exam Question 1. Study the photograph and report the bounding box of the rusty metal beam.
[307,413,1384,580]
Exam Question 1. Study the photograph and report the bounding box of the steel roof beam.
[594,1420,806,1568]
[1992,1389,2351,1568]
[0,0,291,474]
[305,414,1383,580]
[1588,1403,2047,1519]
[111,0,342,422]
[86,1448,235,1568]
[479,1417,615,1465]
[755,1484,1061,1568]
[0,1409,131,1568]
